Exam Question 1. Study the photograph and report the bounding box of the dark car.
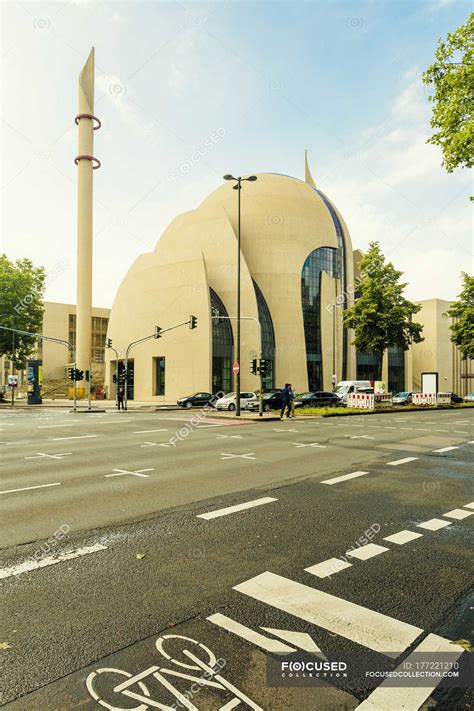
[247,390,283,412]
[177,392,214,409]
[294,391,341,408]
[450,393,463,404]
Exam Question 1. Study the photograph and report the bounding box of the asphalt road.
[0,406,473,710]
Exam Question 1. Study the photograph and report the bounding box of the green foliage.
[422,12,474,173]
[446,272,474,359]
[342,242,424,381]
[0,255,46,368]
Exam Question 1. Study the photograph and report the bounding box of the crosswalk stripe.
[304,558,352,578]
[346,543,389,560]
[417,518,451,531]
[356,633,466,710]
[207,613,295,653]
[442,508,473,520]
[233,572,423,657]
[383,530,423,545]
[432,446,458,453]
[197,497,277,520]
[464,502,474,509]
[387,457,418,466]
[321,471,368,485]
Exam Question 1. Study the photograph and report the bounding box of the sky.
[1,0,473,308]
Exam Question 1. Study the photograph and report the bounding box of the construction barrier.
[374,394,393,407]
[347,393,374,409]
[412,393,436,406]
[437,392,452,406]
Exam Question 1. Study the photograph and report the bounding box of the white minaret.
[75,47,100,373]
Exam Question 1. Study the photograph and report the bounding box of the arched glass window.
[210,289,233,395]
[301,247,340,391]
[252,280,275,389]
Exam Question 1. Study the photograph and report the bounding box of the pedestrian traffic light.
[250,358,258,375]
[259,359,268,376]
[127,367,134,384]
[105,338,112,348]
[189,315,197,329]
[154,326,162,339]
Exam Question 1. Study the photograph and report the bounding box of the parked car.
[247,390,283,412]
[177,392,215,409]
[450,393,463,404]
[463,393,474,403]
[393,391,413,406]
[332,380,372,405]
[294,391,341,408]
[215,391,258,411]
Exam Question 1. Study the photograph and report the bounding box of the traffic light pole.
[123,318,197,411]
[0,326,77,411]
[211,315,263,417]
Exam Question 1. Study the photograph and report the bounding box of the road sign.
[233,361,240,375]
[7,375,18,387]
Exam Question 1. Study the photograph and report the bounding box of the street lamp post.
[223,174,257,416]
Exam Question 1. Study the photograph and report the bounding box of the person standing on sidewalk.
[117,385,125,411]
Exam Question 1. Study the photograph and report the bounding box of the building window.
[252,280,275,389]
[210,289,233,395]
[301,247,340,391]
[356,351,379,382]
[155,357,166,396]
[388,345,405,394]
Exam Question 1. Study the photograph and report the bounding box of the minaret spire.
[304,149,317,188]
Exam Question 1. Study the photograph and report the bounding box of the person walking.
[280,383,291,419]
[288,383,296,418]
[117,385,125,411]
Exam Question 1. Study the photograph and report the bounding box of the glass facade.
[210,289,233,395]
[301,247,340,391]
[155,356,166,395]
[356,351,379,382]
[68,314,109,364]
[252,280,275,389]
[388,345,405,394]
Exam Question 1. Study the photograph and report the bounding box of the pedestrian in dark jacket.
[280,383,291,419]
[117,385,125,411]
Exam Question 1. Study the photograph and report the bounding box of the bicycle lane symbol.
[86,633,263,710]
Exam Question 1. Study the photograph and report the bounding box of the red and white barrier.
[412,393,436,406]
[347,393,374,409]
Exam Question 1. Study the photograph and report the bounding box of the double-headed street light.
[223,174,257,416]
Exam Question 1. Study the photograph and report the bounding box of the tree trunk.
[374,351,384,383]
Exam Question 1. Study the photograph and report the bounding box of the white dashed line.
[0,482,61,495]
[305,558,352,578]
[417,518,452,531]
[383,530,423,545]
[133,429,169,434]
[464,502,474,509]
[321,471,368,485]
[387,457,418,466]
[51,435,98,441]
[0,543,107,580]
[432,446,458,453]
[197,496,277,520]
[347,543,389,560]
[443,508,473,520]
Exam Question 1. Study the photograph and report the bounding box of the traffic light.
[250,358,258,375]
[67,367,74,380]
[259,359,268,376]
[112,374,117,384]
[154,326,162,339]
[85,370,90,382]
[75,369,84,381]
[189,315,197,329]
[105,338,112,348]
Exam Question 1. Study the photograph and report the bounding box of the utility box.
[421,372,438,395]
[27,359,43,405]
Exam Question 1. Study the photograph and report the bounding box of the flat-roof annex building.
[104,165,472,403]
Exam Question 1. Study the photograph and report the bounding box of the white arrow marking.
[261,628,326,657]
[207,613,296,653]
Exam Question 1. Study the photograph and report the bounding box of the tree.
[422,13,474,173]
[342,242,424,382]
[446,272,474,360]
[0,255,46,368]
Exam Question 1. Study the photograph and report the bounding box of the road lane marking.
[105,468,154,478]
[97,419,133,424]
[293,442,326,448]
[346,543,389,560]
[432,446,458,453]
[357,633,466,711]
[216,434,243,439]
[387,457,418,466]
[383,530,423,545]
[321,471,368,485]
[197,496,277,520]
[0,482,61,495]
[133,429,169,434]
[140,441,165,447]
[207,613,295,653]
[464,502,474,509]
[37,423,76,429]
[220,452,256,460]
[0,543,107,580]
[443,508,473,520]
[345,434,375,439]
[304,558,352,578]
[24,452,72,460]
[417,518,452,531]
[261,628,325,656]
[233,571,423,656]
[273,428,299,432]
[51,435,98,441]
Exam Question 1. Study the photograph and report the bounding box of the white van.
[333,380,372,405]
